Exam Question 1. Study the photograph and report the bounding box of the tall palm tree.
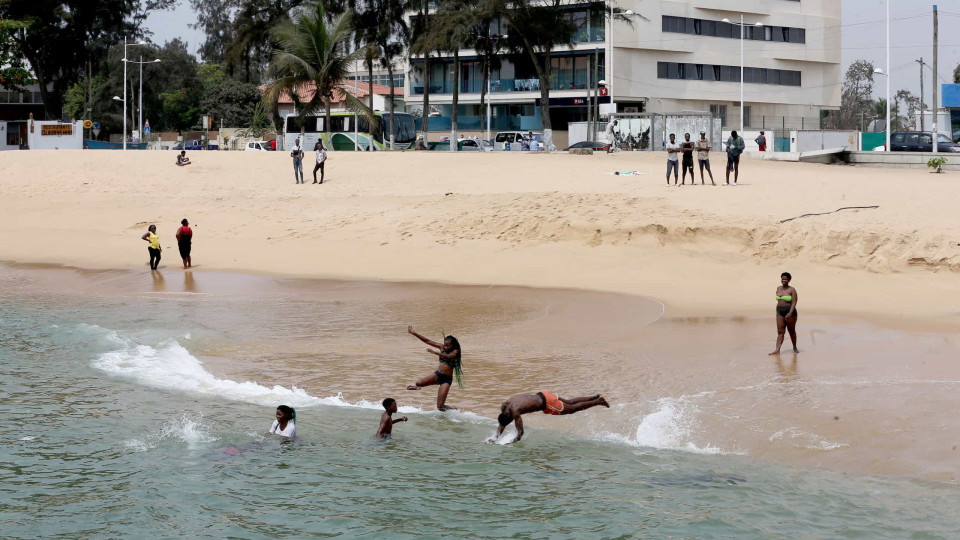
[428,0,476,150]
[263,4,373,147]
[371,0,408,150]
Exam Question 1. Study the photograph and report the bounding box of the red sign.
[41,124,74,136]
[599,87,608,96]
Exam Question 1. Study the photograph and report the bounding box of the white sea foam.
[769,427,848,451]
[598,396,732,455]
[125,414,217,452]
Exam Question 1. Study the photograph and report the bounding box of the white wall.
[26,121,83,150]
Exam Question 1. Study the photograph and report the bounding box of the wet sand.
[6,263,959,482]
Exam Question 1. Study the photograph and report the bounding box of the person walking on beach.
[175,219,193,269]
[605,119,618,153]
[141,224,161,270]
[725,130,745,185]
[270,405,297,437]
[755,130,767,152]
[406,325,462,411]
[665,133,680,185]
[770,272,799,355]
[376,398,408,439]
[696,130,715,185]
[313,140,327,184]
[291,138,305,184]
[680,133,695,185]
[490,392,610,443]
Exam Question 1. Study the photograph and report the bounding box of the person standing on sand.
[680,133,695,185]
[665,133,680,185]
[141,224,161,270]
[313,140,327,184]
[490,392,610,443]
[725,130,744,185]
[755,130,767,152]
[291,138,305,184]
[770,272,799,355]
[406,325,462,411]
[605,119,618,153]
[696,130,715,185]
[175,219,193,269]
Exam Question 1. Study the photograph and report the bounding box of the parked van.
[494,131,543,151]
[244,141,270,151]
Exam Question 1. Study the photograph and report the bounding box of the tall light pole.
[607,2,633,114]
[121,38,148,150]
[885,0,891,151]
[722,17,763,133]
[126,57,162,142]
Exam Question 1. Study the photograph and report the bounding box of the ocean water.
[1,268,959,538]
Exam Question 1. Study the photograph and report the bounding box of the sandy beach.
[2,149,960,326]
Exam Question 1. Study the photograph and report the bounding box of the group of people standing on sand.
[140,219,194,270]
[664,130,748,186]
[270,324,610,444]
[290,138,328,184]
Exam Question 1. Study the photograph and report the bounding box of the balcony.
[412,77,602,96]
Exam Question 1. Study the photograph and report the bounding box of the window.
[743,106,752,127]
[657,62,800,86]
[906,134,920,144]
[892,133,905,143]
[710,105,727,126]
[919,134,932,145]
[661,16,805,44]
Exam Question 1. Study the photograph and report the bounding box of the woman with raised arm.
[406,325,462,411]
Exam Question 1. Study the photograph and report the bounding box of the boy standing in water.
[376,398,408,439]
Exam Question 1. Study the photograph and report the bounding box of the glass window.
[767,69,780,85]
[702,20,716,37]
[892,133,905,143]
[906,134,920,144]
[693,19,702,35]
[919,134,932,145]
[764,26,773,41]
[658,62,669,79]
[781,28,790,42]
[717,21,733,38]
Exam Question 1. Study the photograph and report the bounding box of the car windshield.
[938,134,952,143]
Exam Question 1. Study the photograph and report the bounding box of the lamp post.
[885,0,891,152]
[485,33,506,142]
[120,39,148,150]
[874,68,889,146]
[722,16,763,133]
[126,57,162,142]
[607,3,634,114]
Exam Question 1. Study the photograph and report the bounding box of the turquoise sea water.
[2,271,959,538]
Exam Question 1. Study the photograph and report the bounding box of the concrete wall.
[27,121,83,150]
[845,151,960,169]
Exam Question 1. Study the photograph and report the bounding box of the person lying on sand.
[376,398,408,439]
[406,325,462,411]
[489,392,609,443]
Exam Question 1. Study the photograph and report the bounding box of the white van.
[244,141,270,151]
[494,131,543,151]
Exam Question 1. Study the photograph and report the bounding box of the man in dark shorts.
[680,133,696,185]
[489,391,609,443]
[175,218,193,268]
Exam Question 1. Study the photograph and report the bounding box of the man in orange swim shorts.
[490,391,609,443]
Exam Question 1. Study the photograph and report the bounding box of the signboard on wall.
[942,84,960,108]
[41,124,74,136]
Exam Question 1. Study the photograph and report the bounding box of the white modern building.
[404,0,841,146]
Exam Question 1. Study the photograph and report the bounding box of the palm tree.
[371,0,408,150]
[423,0,477,150]
[263,4,373,147]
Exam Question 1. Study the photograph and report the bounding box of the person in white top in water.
[313,140,327,184]
[605,119,618,153]
[291,138,305,184]
[270,405,296,437]
[665,133,681,185]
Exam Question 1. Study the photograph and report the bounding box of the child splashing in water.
[270,405,296,437]
[376,398,408,439]
[406,325,462,411]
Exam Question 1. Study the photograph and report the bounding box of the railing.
[412,78,543,95]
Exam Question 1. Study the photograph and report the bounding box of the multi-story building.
[404,0,840,146]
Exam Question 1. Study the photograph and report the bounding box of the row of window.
[0,91,43,104]
[347,74,406,88]
[657,62,802,86]
[662,16,806,43]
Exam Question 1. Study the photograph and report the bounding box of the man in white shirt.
[665,133,680,185]
[291,138,304,184]
[530,136,539,152]
[605,119,618,153]
[313,140,327,184]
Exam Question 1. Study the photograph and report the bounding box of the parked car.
[494,131,543,151]
[173,139,219,151]
[244,141,270,151]
[459,138,493,152]
[565,140,610,152]
[889,131,960,152]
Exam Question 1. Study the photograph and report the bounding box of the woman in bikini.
[406,325,461,411]
[770,272,799,355]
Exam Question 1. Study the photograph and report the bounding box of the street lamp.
[126,57,162,142]
[608,4,634,114]
[121,39,149,150]
[722,17,764,133]
[485,33,506,142]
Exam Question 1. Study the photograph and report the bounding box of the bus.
[283,111,417,151]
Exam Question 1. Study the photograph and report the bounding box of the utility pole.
[917,58,925,131]
[932,4,939,154]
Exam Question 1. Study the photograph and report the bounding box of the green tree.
[954,63,960,84]
[263,4,373,144]
[0,18,34,91]
[0,0,175,118]
[894,89,919,130]
[839,59,875,130]
[199,64,263,127]
[238,99,277,138]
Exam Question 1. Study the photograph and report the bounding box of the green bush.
[927,156,947,173]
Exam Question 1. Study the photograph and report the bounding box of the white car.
[244,141,270,151]
[459,138,493,152]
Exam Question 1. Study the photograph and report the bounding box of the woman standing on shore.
[313,140,327,184]
[770,272,799,355]
[175,219,192,269]
[406,325,462,411]
[141,225,161,270]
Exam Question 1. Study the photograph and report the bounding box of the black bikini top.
[440,349,461,368]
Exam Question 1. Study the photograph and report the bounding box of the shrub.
[927,156,947,173]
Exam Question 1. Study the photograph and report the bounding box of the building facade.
[403,0,840,144]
